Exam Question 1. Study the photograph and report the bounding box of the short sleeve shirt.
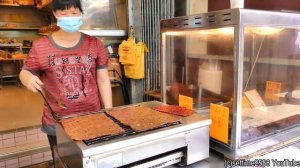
[24,33,109,126]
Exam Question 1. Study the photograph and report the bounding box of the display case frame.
[160,8,300,159]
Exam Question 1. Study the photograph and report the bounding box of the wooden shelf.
[145,90,161,100]
[0,27,39,30]
[0,4,19,6]
[38,33,50,36]
[0,43,22,47]
[0,4,36,7]
[0,58,25,61]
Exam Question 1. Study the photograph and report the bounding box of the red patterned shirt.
[24,33,108,126]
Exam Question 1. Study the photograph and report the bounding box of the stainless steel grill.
[55,101,211,168]
[83,112,180,146]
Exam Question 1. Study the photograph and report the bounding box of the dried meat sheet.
[61,113,125,140]
[153,105,195,117]
[107,106,181,132]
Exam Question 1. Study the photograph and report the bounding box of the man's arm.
[96,68,112,109]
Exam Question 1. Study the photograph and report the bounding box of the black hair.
[52,0,83,13]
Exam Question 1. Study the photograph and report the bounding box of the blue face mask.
[57,16,83,33]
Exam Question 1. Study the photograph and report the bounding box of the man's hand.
[19,70,43,93]
[25,75,43,92]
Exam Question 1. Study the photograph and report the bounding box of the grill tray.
[83,112,180,146]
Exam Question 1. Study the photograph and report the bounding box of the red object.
[153,105,195,117]
[24,34,109,126]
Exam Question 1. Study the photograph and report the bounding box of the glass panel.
[242,27,300,144]
[162,27,234,144]
[81,0,128,30]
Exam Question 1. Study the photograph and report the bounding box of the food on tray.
[11,53,25,59]
[0,38,19,44]
[38,23,60,34]
[107,106,181,132]
[61,113,125,140]
[48,23,60,32]
[0,50,9,59]
[38,26,48,33]
[153,105,195,117]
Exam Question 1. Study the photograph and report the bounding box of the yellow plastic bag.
[122,42,148,79]
[118,37,136,65]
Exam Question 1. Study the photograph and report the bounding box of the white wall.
[187,0,208,15]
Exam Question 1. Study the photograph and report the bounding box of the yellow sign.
[179,95,193,110]
[209,103,229,144]
[265,81,281,101]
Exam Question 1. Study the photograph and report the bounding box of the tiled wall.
[0,127,52,168]
[0,127,47,149]
[0,151,52,168]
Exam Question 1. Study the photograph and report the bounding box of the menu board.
[265,81,281,102]
[209,103,229,144]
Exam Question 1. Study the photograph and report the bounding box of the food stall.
[54,101,211,168]
[160,8,300,159]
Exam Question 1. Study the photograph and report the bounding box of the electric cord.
[244,35,266,92]
[109,67,130,104]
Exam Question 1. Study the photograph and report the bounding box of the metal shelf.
[0,43,22,47]
[188,54,300,66]
[79,30,127,37]
[251,57,300,66]
[188,54,233,61]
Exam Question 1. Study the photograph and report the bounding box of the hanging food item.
[118,26,148,79]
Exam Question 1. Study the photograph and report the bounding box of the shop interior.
[0,1,128,130]
[1,0,300,168]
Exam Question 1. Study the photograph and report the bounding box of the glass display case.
[79,0,127,38]
[160,8,300,159]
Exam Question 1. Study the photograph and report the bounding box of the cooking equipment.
[38,89,61,121]
[55,101,211,168]
[41,87,67,110]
